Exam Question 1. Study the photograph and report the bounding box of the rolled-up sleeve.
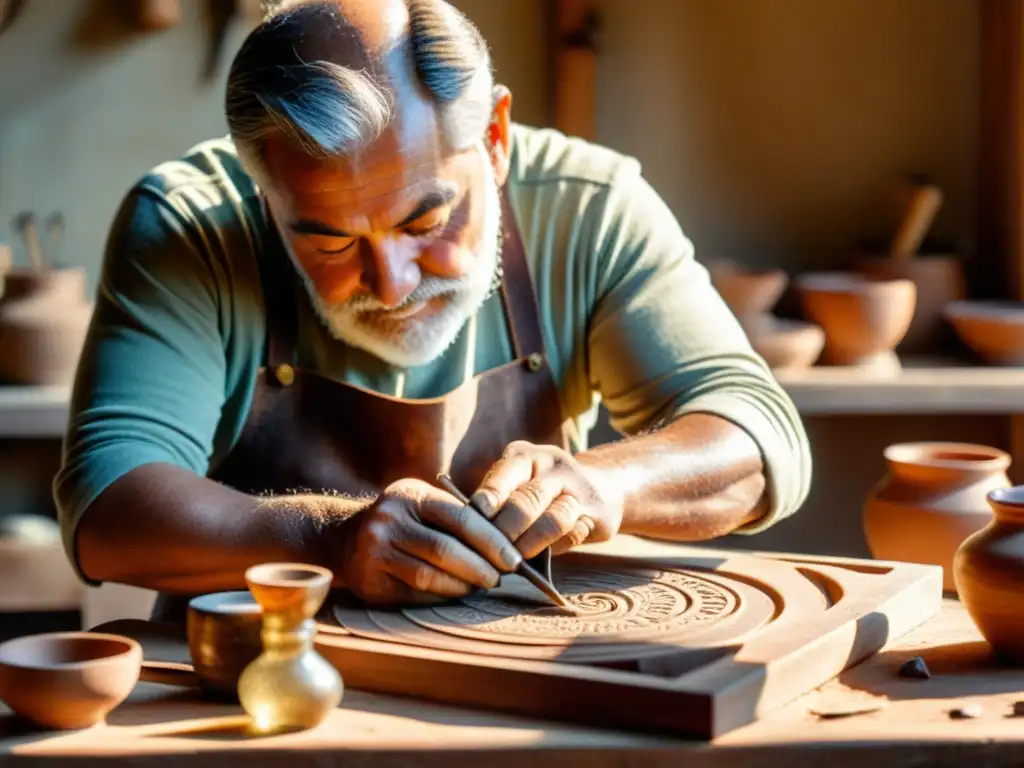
[54,186,228,580]
[585,168,812,532]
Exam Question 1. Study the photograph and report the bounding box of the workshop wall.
[0,0,990,569]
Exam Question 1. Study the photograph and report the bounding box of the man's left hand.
[469,441,623,558]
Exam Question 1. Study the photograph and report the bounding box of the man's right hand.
[334,478,524,605]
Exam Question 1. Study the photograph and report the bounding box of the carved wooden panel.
[316,535,943,739]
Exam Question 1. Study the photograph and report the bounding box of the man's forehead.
[266,118,448,191]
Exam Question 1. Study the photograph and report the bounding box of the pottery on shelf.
[187,591,264,702]
[855,253,965,355]
[0,514,82,613]
[863,442,1010,593]
[954,485,1024,665]
[745,317,826,371]
[0,267,93,386]
[943,300,1024,366]
[795,272,916,373]
[237,563,343,733]
[706,258,789,327]
[0,631,141,730]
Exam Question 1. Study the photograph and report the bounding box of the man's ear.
[486,85,513,186]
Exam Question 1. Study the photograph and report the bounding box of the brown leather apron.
[150,191,568,622]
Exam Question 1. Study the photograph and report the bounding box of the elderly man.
[55,0,811,619]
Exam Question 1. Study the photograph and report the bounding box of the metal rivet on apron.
[527,353,544,372]
[274,363,295,387]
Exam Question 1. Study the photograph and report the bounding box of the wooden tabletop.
[1,598,1024,766]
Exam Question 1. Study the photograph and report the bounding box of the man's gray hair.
[225,0,495,179]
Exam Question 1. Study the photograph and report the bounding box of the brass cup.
[186,591,263,702]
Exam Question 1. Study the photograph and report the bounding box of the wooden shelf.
[0,386,71,438]
[774,356,1024,415]
[0,359,1022,440]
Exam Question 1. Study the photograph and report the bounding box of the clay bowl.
[187,591,263,702]
[855,253,966,355]
[745,317,825,370]
[944,301,1024,366]
[0,632,141,730]
[795,272,916,374]
[706,259,789,322]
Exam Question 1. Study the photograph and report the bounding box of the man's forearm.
[75,462,368,594]
[576,412,769,540]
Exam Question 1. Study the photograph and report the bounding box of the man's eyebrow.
[395,187,457,228]
[288,186,458,238]
[289,219,351,238]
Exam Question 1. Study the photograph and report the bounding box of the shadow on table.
[836,638,1024,702]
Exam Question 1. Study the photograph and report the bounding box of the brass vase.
[237,563,343,733]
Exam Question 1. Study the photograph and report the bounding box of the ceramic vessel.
[796,272,916,374]
[706,258,788,327]
[187,591,264,701]
[237,563,343,733]
[863,442,1010,592]
[0,514,82,613]
[0,631,141,730]
[855,253,965,355]
[943,300,1024,366]
[746,317,826,370]
[955,485,1024,665]
[0,267,93,385]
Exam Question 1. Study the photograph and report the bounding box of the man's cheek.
[296,256,362,305]
[419,240,475,278]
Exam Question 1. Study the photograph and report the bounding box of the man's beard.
[298,164,503,369]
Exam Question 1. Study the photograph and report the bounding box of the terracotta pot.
[855,253,965,355]
[955,485,1024,664]
[796,272,916,374]
[0,632,141,730]
[863,442,1010,592]
[746,317,825,370]
[0,267,94,386]
[706,259,788,325]
[944,300,1024,366]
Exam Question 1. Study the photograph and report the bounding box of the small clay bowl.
[747,317,826,370]
[706,258,789,321]
[796,272,916,373]
[0,632,141,730]
[944,301,1024,366]
[855,253,965,354]
[187,591,263,702]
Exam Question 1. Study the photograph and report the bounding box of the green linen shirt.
[54,123,812,578]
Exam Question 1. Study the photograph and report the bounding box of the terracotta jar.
[954,485,1024,665]
[0,267,94,386]
[863,442,1011,592]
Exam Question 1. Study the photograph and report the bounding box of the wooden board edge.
[315,632,713,738]
[706,557,944,736]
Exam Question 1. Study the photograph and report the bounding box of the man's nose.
[362,235,420,307]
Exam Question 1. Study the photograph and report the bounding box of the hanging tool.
[0,0,26,38]
[202,0,239,84]
[45,212,64,267]
[12,212,45,271]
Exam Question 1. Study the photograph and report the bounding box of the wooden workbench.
[0,598,1022,767]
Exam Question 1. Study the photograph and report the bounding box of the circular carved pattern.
[402,565,738,646]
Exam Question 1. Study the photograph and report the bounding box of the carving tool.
[12,212,44,271]
[436,473,571,609]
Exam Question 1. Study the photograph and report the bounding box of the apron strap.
[258,198,299,368]
[498,190,547,361]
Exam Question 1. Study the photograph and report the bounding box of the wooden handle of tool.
[889,184,943,261]
[139,660,202,689]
